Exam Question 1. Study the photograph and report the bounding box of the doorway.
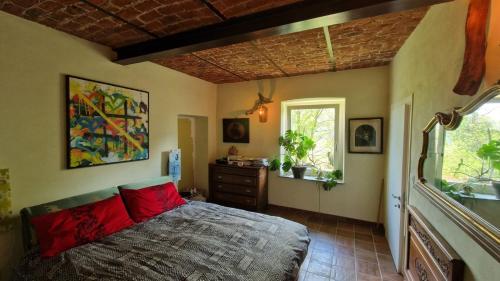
[177,115,209,196]
[385,97,412,271]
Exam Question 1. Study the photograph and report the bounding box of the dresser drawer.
[214,182,257,196]
[213,173,257,186]
[408,236,441,281]
[214,192,256,207]
[213,166,259,177]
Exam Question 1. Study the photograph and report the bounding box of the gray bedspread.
[13,201,310,281]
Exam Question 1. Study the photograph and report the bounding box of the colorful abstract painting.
[0,168,13,233]
[67,76,149,168]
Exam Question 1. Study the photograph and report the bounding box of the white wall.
[0,11,217,279]
[217,67,389,222]
[387,0,500,280]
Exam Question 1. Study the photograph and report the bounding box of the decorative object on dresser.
[406,207,464,281]
[66,75,149,168]
[222,118,250,143]
[209,163,268,211]
[348,117,383,154]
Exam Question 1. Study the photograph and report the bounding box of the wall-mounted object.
[417,84,500,261]
[66,76,149,168]
[223,118,249,143]
[0,168,14,233]
[348,118,384,154]
[258,105,268,123]
[246,93,273,123]
[169,149,181,183]
[453,0,490,96]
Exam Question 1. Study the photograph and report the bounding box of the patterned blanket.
[13,201,310,281]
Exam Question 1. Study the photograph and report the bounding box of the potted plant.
[453,139,500,198]
[269,130,315,179]
[321,170,343,191]
[476,140,500,197]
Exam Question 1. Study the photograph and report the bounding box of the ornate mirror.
[417,85,500,261]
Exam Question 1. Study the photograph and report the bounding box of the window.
[281,98,345,180]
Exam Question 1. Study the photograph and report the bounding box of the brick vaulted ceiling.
[1,0,428,84]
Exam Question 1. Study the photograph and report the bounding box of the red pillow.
[119,182,186,223]
[31,195,134,258]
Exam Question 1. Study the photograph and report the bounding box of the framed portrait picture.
[66,75,149,168]
[223,118,249,143]
[349,117,383,154]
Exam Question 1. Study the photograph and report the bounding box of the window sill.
[278,174,344,184]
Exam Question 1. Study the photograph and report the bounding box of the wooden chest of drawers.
[405,207,464,281]
[209,163,268,212]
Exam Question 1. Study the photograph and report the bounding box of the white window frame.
[280,98,346,183]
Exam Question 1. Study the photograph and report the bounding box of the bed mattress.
[13,201,310,281]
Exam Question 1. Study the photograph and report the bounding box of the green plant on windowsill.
[269,130,315,179]
[312,152,343,191]
[476,139,500,197]
[321,169,343,191]
[451,139,500,198]
[438,179,462,202]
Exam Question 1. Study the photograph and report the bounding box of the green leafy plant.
[453,140,500,181]
[321,170,343,191]
[476,140,500,179]
[438,179,461,201]
[269,130,315,172]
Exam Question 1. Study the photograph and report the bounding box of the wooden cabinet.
[209,164,268,211]
[405,207,464,281]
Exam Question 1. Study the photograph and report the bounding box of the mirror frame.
[417,84,500,261]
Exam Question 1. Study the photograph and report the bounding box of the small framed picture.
[349,118,383,154]
[223,118,249,143]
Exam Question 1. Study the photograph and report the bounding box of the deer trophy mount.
[245,80,275,123]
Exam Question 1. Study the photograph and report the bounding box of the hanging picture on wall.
[349,117,383,154]
[66,75,149,169]
[223,118,250,143]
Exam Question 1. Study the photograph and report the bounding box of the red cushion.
[31,195,134,258]
[119,182,186,223]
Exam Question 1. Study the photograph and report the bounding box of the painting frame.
[222,118,250,143]
[348,117,383,154]
[66,75,150,169]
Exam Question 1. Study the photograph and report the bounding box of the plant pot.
[493,181,500,199]
[291,166,307,179]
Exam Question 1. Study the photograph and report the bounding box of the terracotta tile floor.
[265,205,404,281]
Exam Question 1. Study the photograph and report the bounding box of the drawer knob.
[245,189,251,193]
[244,179,252,183]
[217,176,222,179]
[218,185,222,188]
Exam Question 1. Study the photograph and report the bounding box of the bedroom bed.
[14,177,310,281]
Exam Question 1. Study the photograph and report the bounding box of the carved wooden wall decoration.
[405,207,464,281]
[453,0,490,96]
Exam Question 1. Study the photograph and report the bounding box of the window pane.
[290,107,336,173]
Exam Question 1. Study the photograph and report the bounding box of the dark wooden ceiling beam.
[199,0,227,21]
[114,0,452,65]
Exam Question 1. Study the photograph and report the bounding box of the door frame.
[397,95,414,272]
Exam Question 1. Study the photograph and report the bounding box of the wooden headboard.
[406,207,464,281]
